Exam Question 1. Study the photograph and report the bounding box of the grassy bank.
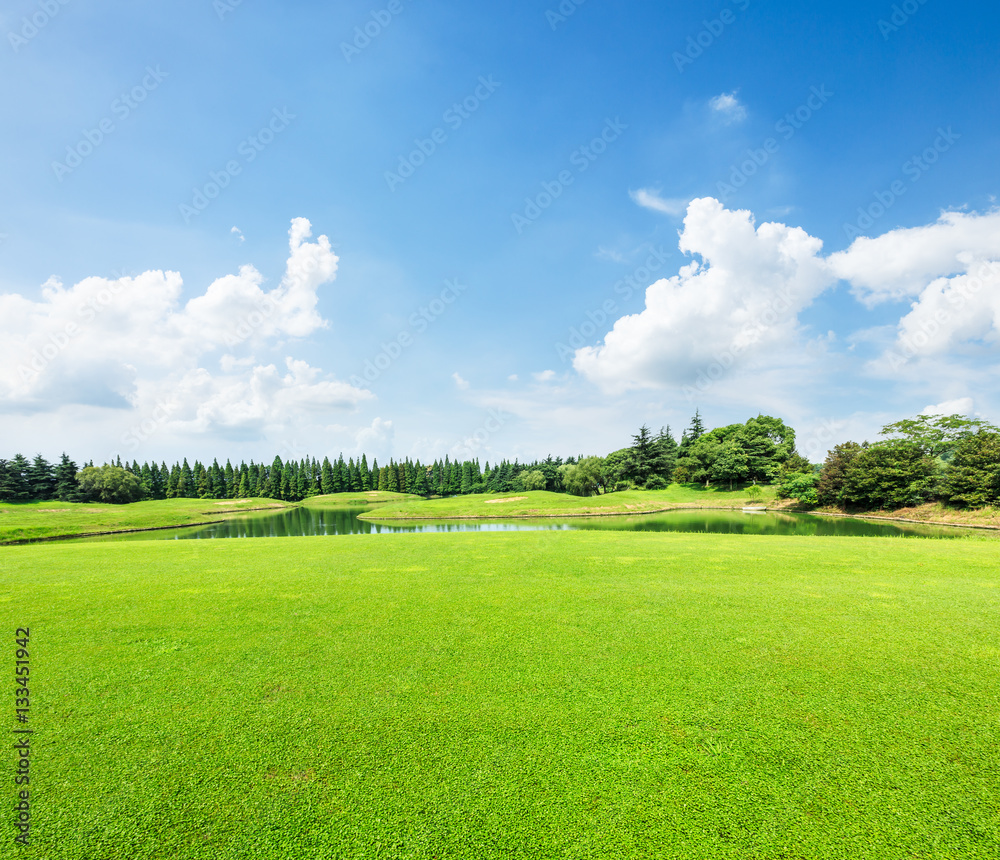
[817,501,1000,530]
[3,531,998,858]
[0,497,295,544]
[0,492,417,544]
[359,485,781,520]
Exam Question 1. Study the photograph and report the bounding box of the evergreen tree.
[179,459,194,497]
[149,462,164,499]
[140,462,154,499]
[652,426,679,483]
[687,410,706,443]
[27,455,56,500]
[54,453,81,502]
[629,426,656,486]
[321,457,335,495]
[413,462,430,497]
[5,455,31,502]
[167,463,181,498]
[196,463,211,499]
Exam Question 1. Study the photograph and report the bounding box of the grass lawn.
[2,531,998,858]
[302,491,420,508]
[0,498,294,545]
[360,485,782,520]
[0,493,418,544]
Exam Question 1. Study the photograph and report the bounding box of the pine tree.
[180,459,194,497]
[54,453,80,501]
[140,462,154,499]
[167,464,180,498]
[27,454,56,500]
[157,462,169,499]
[653,426,679,482]
[413,462,429,497]
[196,464,211,499]
[321,457,334,495]
[688,410,706,442]
[6,455,31,502]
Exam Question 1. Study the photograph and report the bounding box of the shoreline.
[5,502,997,545]
[361,504,1000,531]
[0,504,297,546]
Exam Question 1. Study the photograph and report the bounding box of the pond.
[69,506,986,542]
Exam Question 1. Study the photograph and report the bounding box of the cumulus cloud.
[0,219,369,436]
[629,188,688,216]
[574,199,1000,395]
[827,209,1000,371]
[709,91,747,123]
[828,209,1000,307]
[574,197,831,391]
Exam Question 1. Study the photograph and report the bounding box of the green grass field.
[360,486,781,520]
[0,493,417,545]
[2,531,998,858]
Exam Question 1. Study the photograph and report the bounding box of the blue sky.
[1,0,998,467]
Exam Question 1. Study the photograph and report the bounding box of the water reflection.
[68,505,983,542]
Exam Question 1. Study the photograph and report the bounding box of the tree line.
[1,411,996,511]
[803,414,1000,511]
[557,411,804,495]
[0,452,583,505]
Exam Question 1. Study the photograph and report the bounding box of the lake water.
[70,506,986,542]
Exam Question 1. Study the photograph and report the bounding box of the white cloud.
[507,374,519,382]
[355,417,394,460]
[231,226,245,243]
[828,208,1000,306]
[709,91,747,123]
[0,219,369,439]
[629,188,688,217]
[533,370,556,382]
[452,372,470,390]
[574,200,1000,401]
[922,398,974,417]
[574,197,831,392]
[827,210,1000,372]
